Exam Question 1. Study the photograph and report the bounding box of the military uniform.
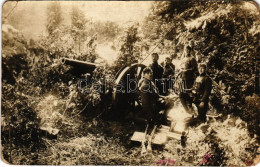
[192,74,212,121]
[163,63,175,78]
[138,78,164,124]
[150,62,164,81]
[150,62,164,94]
[162,63,175,95]
[180,57,198,112]
[182,57,198,89]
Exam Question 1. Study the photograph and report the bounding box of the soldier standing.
[192,63,212,122]
[180,45,198,112]
[138,68,168,155]
[150,53,164,93]
[163,56,175,78]
[182,45,198,89]
[138,67,166,125]
[163,57,175,95]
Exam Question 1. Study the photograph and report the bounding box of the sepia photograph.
[1,0,260,166]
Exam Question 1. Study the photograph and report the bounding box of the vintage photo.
[1,0,260,166]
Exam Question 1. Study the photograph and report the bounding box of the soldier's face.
[165,58,171,65]
[144,72,153,80]
[126,57,131,65]
[152,55,159,62]
[199,67,206,75]
[185,48,190,56]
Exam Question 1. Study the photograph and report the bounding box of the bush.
[2,84,42,164]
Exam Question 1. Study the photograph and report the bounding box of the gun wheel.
[112,63,146,116]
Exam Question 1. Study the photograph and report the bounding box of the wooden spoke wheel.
[112,63,146,115]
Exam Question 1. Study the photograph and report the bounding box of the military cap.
[142,67,153,74]
[199,63,207,69]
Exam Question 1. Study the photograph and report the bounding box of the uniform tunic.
[150,62,164,81]
[193,74,212,120]
[138,78,160,122]
[182,57,198,89]
[163,63,175,78]
[150,62,164,94]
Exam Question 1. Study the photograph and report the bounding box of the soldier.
[150,53,164,93]
[150,53,164,81]
[182,45,198,89]
[138,67,168,154]
[163,57,175,79]
[162,57,175,95]
[179,45,198,112]
[138,67,166,125]
[192,63,212,122]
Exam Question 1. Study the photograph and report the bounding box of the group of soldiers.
[138,45,212,126]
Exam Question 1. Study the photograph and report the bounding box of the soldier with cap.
[192,63,212,122]
[138,67,166,125]
[182,45,198,89]
[150,53,164,93]
[138,68,169,155]
[163,56,175,79]
[179,45,198,112]
[162,56,175,95]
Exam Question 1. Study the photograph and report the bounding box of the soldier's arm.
[140,86,153,109]
[152,88,160,100]
[201,77,212,102]
[172,64,175,73]
[160,65,164,77]
[193,59,198,75]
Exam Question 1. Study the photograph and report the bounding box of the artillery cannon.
[61,58,146,115]
[61,58,98,74]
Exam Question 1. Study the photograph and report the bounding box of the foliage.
[1,3,101,163]
[46,2,63,35]
[1,24,44,164]
[2,74,43,164]
[94,21,123,44]
[2,84,42,148]
[204,131,228,166]
[242,94,260,138]
[70,6,88,54]
[113,25,141,72]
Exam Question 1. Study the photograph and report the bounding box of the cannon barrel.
[61,58,98,72]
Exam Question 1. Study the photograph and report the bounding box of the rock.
[40,126,59,139]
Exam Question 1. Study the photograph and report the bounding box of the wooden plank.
[158,125,170,133]
[158,125,182,139]
[166,131,182,140]
[131,131,168,145]
[149,132,168,145]
[131,130,181,145]
[131,132,146,142]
